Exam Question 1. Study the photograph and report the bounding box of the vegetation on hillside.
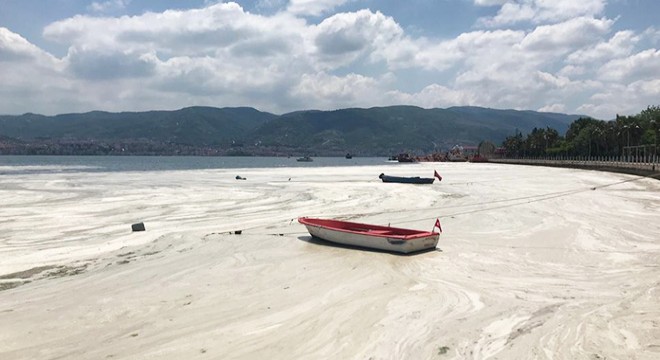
[0,106,579,156]
[501,106,660,158]
[249,106,578,156]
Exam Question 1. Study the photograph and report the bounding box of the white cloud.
[538,103,566,113]
[312,10,404,69]
[254,0,287,12]
[287,0,351,16]
[0,28,75,115]
[0,27,59,63]
[45,2,299,54]
[642,26,660,45]
[88,0,130,13]
[452,29,525,61]
[478,0,606,27]
[578,79,660,118]
[598,49,660,82]
[387,84,475,109]
[536,71,570,88]
[473,0,508,6]
[380,28,525,73]
[480,2,536,26]
[521,17,613,53]
[43,3,310,80]
[36,3,317,113]
[566,30,639,65]
[290,72,383,109]
[558,64,586,77]
[415,16,626,116]
[65,46,157,79]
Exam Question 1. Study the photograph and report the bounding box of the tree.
[502,131,524,157]
[639,105,660,155]
[544,127,560,149]
[500,105,660,158]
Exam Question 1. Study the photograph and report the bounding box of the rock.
[131,222,146,232]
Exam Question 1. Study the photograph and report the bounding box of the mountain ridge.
[0,105,583,156]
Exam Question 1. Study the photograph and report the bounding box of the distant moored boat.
[397,153,417,162]
[379,173,434,184]
[378,170,442,184]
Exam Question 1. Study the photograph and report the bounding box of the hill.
[0,106,580,156]
[0,107,277,146]
[249,106,578,155]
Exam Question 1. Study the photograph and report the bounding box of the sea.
[0,156,393,175]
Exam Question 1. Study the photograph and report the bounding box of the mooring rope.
[358,172,659,226]
[217,172,659,236]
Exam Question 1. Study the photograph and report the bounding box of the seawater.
[0,156,391,175]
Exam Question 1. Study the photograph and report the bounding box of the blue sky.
[1,0,659,118]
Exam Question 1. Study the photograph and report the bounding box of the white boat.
[447,145,468,162]
[298,217,440,253]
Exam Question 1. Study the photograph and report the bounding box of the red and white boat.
[298,217,440,253]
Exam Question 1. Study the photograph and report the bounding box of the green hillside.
[0,107,277,146]
[249,106,578,155]
[0,105,580,156]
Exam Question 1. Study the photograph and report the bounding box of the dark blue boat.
[379,173,435,184]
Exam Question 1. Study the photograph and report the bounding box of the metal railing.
[490,154,659,173]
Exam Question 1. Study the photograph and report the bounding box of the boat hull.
[379,174,434,184]
[298,218,439,254]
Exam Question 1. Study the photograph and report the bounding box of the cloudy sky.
[1,0,658,118]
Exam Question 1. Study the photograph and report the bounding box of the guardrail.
[488,156,659,177]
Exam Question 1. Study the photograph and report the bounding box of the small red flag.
[434,218,442,233]
[434,170,442,181]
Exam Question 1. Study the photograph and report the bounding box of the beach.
[1,162,659,359]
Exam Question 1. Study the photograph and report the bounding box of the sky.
[0,0,659,119]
